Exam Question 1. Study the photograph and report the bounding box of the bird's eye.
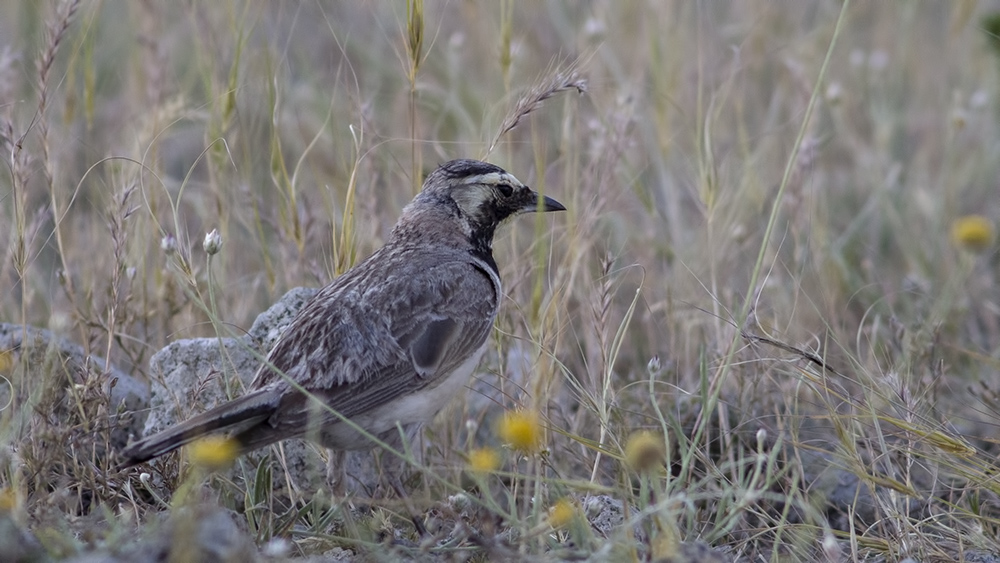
[497,184,514,198]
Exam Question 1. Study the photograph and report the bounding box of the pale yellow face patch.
[450,184,493,219]
[460,172,515,186]
[449,172,524,219]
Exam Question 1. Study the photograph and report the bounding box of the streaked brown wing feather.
[251,254,496,435]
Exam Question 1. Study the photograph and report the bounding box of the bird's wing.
[253,256,498,424]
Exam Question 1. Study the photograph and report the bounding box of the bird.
[121,159,565,468]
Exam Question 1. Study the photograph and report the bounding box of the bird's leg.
[387,469,428,537]
[381,424,430,537]
[325,449,347,498]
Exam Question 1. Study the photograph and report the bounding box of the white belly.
[318,344,487,450]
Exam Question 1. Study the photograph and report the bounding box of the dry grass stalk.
[487,69,588,155]
[37,0,83,311]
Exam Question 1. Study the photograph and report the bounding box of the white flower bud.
[203,229,223,255]
[647,355,662,375]
[160,234,177,254]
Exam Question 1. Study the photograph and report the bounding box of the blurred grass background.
[2,1,1000,560]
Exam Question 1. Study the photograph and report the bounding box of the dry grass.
[2,1,1000,561]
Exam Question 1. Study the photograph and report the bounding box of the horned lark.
[121,159,564,466]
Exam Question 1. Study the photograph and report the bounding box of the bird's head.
[413,159,565,251]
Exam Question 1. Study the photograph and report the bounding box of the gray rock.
[583,494,649,545]
[63,555,125,563]
[0,512,47,563]
[119,505,258,563]
[246,286,318,349]
[139,288,383,496]
[964,551,1000,563]
[143,336,262,438]
[0,323,148,448]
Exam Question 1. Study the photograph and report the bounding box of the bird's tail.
[120,388,280,467]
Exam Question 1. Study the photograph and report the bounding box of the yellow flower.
[0,349,12,374]
[548,497,577,528]
[951,215,995,253]
[187,435,239,471]
[0,488,19,513]
[624,430,666,473]
[468,447,501,474]
[498,410,542,453]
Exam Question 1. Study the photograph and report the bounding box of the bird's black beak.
[540,194,566,212]
[524,190,566,213]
